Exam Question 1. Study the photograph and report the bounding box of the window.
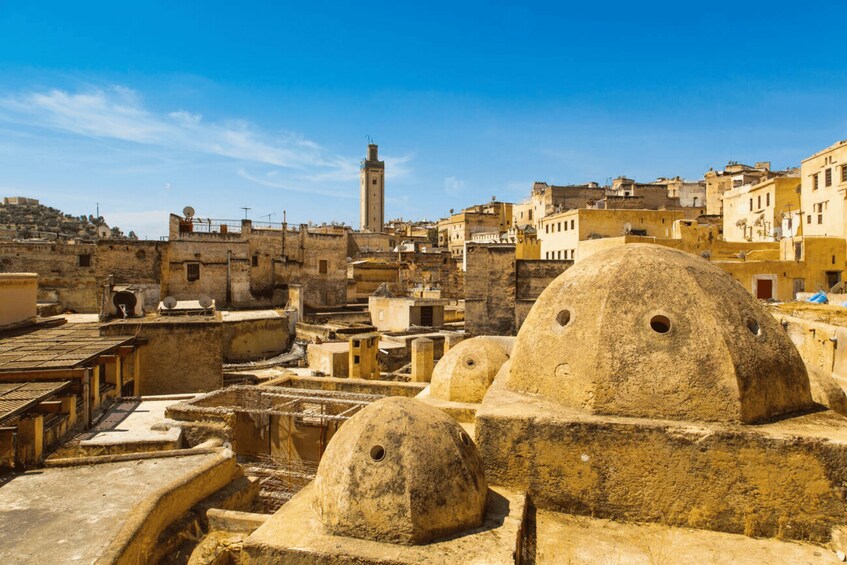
[564,221,568,231]
[813,174,819,190]
[353,355,360,364]
[372,179,377,185]
[545,224,549,233]
[187,263,200,281]
[818,214,823,224]
[558,250,562,259]
[757,195,761,209]
[826,168,833,187]
[570,220,575,230]
[251,256,258,267]
[749,198,753,211]
[557,222,561,232]
[78,254,91,267]
[842,165,847,183]
[807,215,812,224]
[319,260,328,274]
[766,193,770,207]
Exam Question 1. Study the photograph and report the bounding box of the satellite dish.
[97,225,111,239]
[623,222,632,235]
[163,296,177,309]
[198,294,213,309]
[183,206,195,219]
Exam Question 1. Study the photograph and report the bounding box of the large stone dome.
[505,244,814,424]
[313,397,487,544]
[431,337,510,403]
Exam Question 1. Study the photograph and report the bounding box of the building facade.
[801,139,847,239]
[723,177,801,242]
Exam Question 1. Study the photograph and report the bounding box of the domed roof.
[313,397,487,545]
[431,337,510,403]
[505,244,814,424]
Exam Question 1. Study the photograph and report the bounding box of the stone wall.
[0,241,163,313]
[515,260,571,330]
[464,244,516,335]
[465,244,572,336]
[102,318,223,394]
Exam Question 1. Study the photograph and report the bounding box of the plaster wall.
[0,273,37,328]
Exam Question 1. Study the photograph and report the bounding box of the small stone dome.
[431,337,510,403]
[505,244,814,424]
[313,397,487,545]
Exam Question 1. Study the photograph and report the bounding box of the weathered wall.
[353,251,463,299]
[464,244,516,336]
[0,240,163,313]
[0,273,37,329]
[515,260,571,331]
[221,315,290,363]
[102,319,223,394]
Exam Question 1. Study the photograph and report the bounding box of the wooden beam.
[95,354,118,365]
[118,346,135,357]
[0,369,85,382]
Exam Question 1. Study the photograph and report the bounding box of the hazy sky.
[1,1,845,238]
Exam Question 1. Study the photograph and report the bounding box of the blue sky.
[1,1,845,238]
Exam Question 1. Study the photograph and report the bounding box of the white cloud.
[0,85,353,173]
[444,176,465,196]
[236,169,355,199]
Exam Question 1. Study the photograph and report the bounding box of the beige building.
[436,200,513,262]
[801,139,847,238]
[360,143,385,233]
[704,162,772,216]
[723,177,801,242]
[529,181,604,230]
[539,208,684,261]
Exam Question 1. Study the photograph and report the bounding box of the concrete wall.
[221,315,290,363]
[102,319,223,394]
[0,273,37,329]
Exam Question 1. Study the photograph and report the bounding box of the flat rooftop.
[0,451,227,564]
[0,324,132,372]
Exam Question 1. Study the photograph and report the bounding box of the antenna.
[183,206,195,219]
[241,206,251,219]
[263,213,274,222]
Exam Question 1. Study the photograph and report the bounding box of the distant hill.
[0,197,136,242]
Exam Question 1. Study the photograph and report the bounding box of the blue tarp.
[807,291,828,304]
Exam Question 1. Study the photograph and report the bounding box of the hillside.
[0,197,136,242]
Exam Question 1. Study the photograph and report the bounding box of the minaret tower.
[360,143,385,232]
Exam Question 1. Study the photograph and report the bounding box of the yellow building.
[437,201,513,262]
[538,208,684,261]
[722,177,801,242]
[578,220,846,300]
[704,162,772,216]
[801,139,847,238]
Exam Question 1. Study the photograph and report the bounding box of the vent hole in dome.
[650,315,671,334]
[369,445,385,462]
[747,319,761,336]
[465,358,476,368]
[459,432,470,447]
[556,309,572,327]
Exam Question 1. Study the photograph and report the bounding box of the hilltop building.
[801,139,847,239]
